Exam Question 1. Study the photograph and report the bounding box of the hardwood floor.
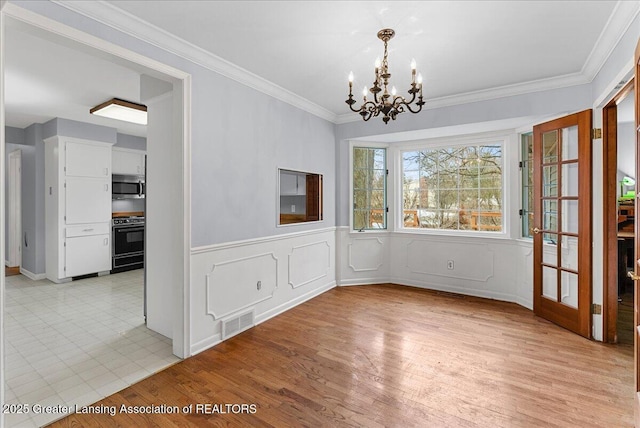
[48,284,633,427]
[4,266,20,277]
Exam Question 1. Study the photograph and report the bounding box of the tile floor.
[3,270,180,427]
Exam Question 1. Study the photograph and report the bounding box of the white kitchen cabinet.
[65,226,111,277]
[112,147,146,176]
[65,177,111,224]
[45,136,113,283]
[279,170,306,195]
[65,141,111,177]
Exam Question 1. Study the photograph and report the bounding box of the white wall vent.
[221,309,255,340]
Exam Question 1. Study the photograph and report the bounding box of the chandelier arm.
[350,100,380,115]
[404,100,424,114]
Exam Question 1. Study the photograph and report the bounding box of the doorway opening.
[603,79,634,344]
[0,4,191,426]
[6,149,21,276]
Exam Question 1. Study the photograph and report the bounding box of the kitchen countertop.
[112,211,145,218]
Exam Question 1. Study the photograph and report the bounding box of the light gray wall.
[190,77,335,245]
[43,118,117,143]
[115,133,146,150]
[4,127,24,260]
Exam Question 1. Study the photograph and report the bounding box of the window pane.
[402,142,503,232]
[521,133,533,238]
[353,147,386,230]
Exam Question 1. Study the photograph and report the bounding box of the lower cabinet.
[64,224,111,278]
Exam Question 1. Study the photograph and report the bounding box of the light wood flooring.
[48,284,633,427]
[4,266,20,277]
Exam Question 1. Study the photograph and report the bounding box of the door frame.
[634,35,640,426]
[6,149,20,268]
[0,3,193,360]
[603,79,634,343]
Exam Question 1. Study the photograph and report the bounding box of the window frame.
[520,132,534,239]
[394,133,510,238]
[349,141,389,232]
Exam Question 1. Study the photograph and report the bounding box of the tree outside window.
[353,147,386,230]
[402,143,503,232]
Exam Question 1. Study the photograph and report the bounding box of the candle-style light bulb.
[391,86,397,96]
[411,58,417,83]
[375,57,381,71]
[417,73,423,85]
[348,71,354,83]
[363,86,368,99]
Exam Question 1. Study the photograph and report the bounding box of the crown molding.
[580,0,640,80]
[582,0,640,82]
[51,0,639,127]
[51,0,338,123]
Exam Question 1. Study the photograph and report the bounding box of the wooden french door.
[532,110,592,338]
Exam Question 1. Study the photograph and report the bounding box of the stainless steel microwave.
[112,174,145,199]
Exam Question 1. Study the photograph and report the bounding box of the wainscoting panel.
[336,228,390,286]
[391,234,520,302]
[288,241,331,289]
[205,252,278,320]
[190,228,336,355]
[406,239,494,282]
[337,227,528,304]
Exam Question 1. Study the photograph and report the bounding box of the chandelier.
[346,28,424,124]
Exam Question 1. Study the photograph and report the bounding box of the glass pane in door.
[560,271,579,308]
[543,131,558,163]
[562,163,579,197]
[561,236,578,270]
[561,126,578,160]
[542,266,558,300]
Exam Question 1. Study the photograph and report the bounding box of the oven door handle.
[114,226,144,232]
[138,182,144,197]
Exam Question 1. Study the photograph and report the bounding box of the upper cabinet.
[280,170,306,195]
[112,147,146,176]
[65,140,111,178]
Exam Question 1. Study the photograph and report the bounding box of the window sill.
[392,228,510,240]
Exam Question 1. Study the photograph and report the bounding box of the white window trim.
[349,140,390,234]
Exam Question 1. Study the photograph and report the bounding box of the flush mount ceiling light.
[90,98,147,125]
[346,28,425,124]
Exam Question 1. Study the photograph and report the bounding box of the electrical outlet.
[291,204,296,213]
[447,260,454,270]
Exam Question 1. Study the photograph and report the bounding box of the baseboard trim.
[255,280,336,325]
[19,268,46,281]
[337,278,392,287]
[190,333,222,356]
[391,277,517,304]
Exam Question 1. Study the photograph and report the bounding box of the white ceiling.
[3,1,635,134]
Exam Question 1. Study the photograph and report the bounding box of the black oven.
[112,217,145,272]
